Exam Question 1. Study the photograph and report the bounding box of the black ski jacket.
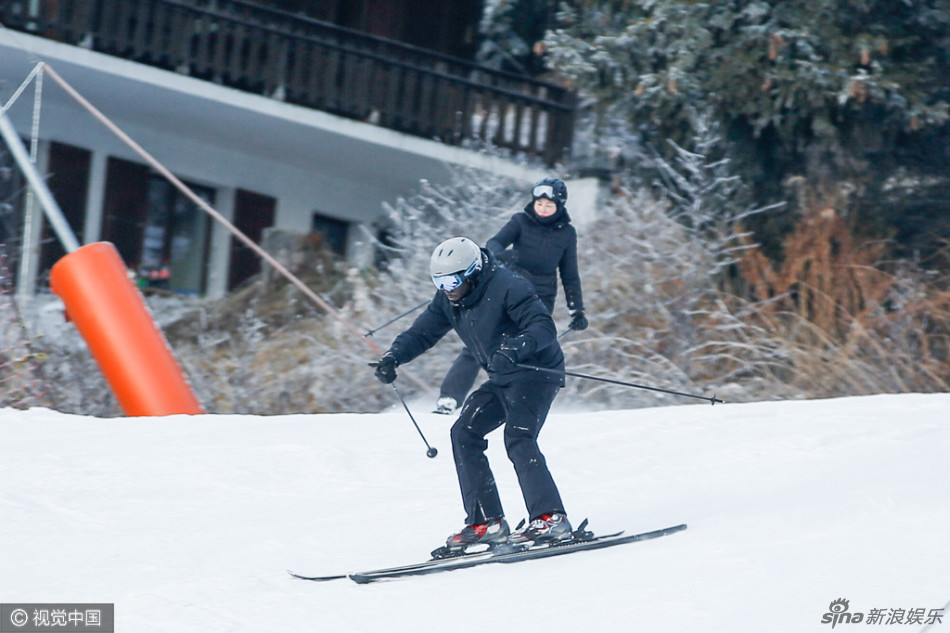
[387,250,564,387]
[485,203,583,314]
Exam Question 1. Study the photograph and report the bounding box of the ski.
[288,519,602,582]
[350,523,685,584]
[288,519,592,581]
[290,522,686,584]
[288,547,495,582]
[287,571,349,582]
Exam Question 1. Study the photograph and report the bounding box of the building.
[0,0,578,298]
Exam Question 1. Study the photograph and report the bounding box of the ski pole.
[364,300,429,337]
[515,363,724,405]
[369,361,437,457]
[390,381,439,459]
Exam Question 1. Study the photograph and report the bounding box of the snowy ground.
[1,393,948,632]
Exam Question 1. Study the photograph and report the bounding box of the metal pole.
[515,363,724,405]
[365,300,429,337]
[0,112,81,296]
[0,114,81,252]
[40,63,432,393]
[391,383,438,459]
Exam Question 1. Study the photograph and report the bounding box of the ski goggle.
[432,273,464,291]
[533,184,556,200]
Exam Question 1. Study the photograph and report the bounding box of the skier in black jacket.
[373,236,573,552]
[435,178,588,415]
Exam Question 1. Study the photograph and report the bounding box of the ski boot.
[430,517,509,559]
[434,397,457,415]
[502,513,573,552]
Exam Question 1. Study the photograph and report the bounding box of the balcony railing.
[1,0,575,165]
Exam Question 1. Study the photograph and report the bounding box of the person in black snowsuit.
[435,178,588,415]
[373,236,573,552]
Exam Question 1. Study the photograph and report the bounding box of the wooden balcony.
[1,0,575,165]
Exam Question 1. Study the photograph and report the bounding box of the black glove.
[569,310,589,331]
[489,335,532,373]
[372,353,398,384]
[495,249,519,267]
[488,347,518,373]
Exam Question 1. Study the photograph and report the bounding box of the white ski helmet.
[430,237,482,282]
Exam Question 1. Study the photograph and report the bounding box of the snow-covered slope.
[2,394,948,632]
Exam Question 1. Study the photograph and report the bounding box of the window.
[228,189,276,291]
[141,176,214,295]
[102,157,215,295]
[311,212,348,256]
[0,141,24,288]
[40,141,91,275]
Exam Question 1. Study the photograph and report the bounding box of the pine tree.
[543,0,950,261]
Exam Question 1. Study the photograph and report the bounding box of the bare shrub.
[0,250,47,409]
[735,204,950,397]
[149,169,529,413]
[7,153,949,415]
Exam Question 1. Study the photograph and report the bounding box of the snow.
[2,393,948,632]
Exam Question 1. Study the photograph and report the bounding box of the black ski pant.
[450,380,564,525]
[439,292,555,404]
[439,347,481,404]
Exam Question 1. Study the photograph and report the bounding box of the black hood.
[523,201,571,227]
